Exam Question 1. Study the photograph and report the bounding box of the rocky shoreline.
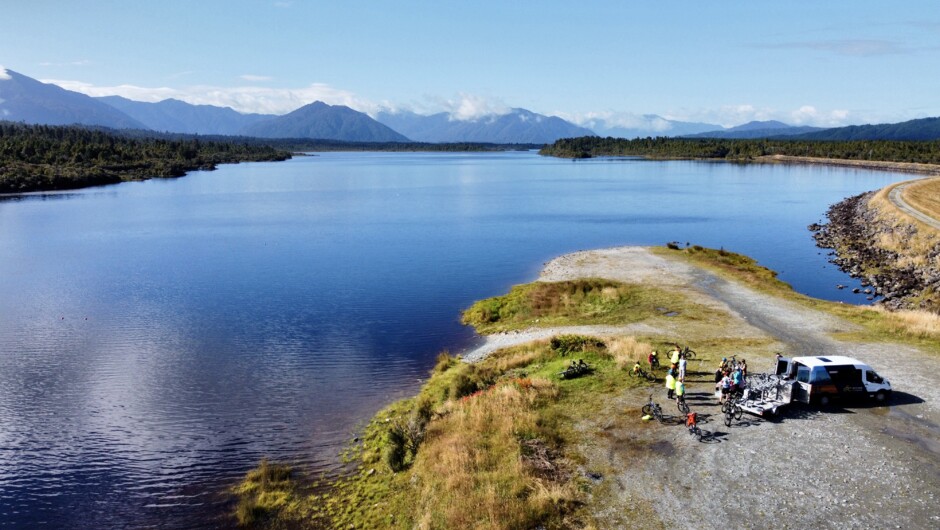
[810,191,940,311]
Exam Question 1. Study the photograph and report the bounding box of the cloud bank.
[0,65,10,80]
[42,78,377,115]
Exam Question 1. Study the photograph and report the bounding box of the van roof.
[791,355,869,368]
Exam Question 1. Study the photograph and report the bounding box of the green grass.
[461,278,723,334]
[236,334,672,529]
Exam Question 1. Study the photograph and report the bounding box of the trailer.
[722,355,892,417]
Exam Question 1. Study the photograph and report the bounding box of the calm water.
[0,152,905,527]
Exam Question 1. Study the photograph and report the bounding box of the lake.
[0,151,905,527]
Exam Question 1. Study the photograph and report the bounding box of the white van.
[775,355,891,406]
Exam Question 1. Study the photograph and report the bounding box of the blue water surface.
[0,151,906,528]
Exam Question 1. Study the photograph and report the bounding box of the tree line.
[540,136,940,164]
[0,122,291,193]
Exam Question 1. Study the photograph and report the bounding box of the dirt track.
[464,247,940,529]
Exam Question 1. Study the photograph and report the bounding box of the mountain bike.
[629,367,656,381]
[642,394,665,423]
[676,396,690,414]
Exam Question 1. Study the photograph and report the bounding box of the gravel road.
[464,247,940,529]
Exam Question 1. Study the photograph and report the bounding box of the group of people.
[715,357,747,403]
[662,344,688,407]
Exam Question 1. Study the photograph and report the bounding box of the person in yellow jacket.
[670,345,681,365]
[665,369,676,400]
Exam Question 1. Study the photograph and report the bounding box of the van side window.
[810,366,831,384]
[796,366,810,384]
[866,371,883,384]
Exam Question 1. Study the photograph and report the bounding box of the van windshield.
[866,370,884,384]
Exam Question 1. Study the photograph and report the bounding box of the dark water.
[0,152,905,527]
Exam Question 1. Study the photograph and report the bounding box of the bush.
[550,334,605,355]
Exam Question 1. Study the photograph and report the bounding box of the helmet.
[722,357,727,361]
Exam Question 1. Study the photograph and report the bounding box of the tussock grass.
[232,459,298,527]
[240,330,674,529]
[867,306,940,340]
[461,278,722,334]
[605,336,655,370]
[902,178,940,222]
[869,184,940,259]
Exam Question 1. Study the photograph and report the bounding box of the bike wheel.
[724,411,733,427]
[685,350,696,360]
[678,401,689,414]
[641,404,652,415]
[733,404,743,420]
[720,400,730,414]
[694,427,703,441]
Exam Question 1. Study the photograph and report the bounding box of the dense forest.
[0,122,291,193]
[540,136,940,164]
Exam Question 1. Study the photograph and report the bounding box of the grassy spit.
[234,245,940,528]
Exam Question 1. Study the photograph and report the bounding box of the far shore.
[756,154,940,176]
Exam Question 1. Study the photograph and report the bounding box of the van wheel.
[874,391,889,404]
[818,395,831,407]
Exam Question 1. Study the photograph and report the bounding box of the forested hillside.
[540,136,940,164]
[0,122,291,193]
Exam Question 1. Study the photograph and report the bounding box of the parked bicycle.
[642,394,665,423]
[559,359,591,379]
[680,346,696,360]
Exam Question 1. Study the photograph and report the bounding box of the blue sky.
[2,1,939,127]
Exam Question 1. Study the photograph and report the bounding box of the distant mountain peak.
[0,69,147,129]
[375,107,592,143]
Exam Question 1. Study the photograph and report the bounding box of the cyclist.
[666,368,676,400]
[632,360,642,376]
[718,371,732,403]
[675,377,686,408]
[670,345,681,365]
[648,350,659,370]
[678,353,687,380]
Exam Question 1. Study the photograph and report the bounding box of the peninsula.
[235,245,939,529]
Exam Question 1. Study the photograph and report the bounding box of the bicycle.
[676,396,690,414]
[680,346,696,360]
[642,394,665,423]
[629,367,656,381]
[723,400,744,427]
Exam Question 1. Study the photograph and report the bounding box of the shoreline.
[265,244,939,529]
[756,154,940,176]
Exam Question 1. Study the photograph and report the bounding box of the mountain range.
[374,109,594,144]
[684,120,824,139]
[0,69,147,129]
[3,68,940,143]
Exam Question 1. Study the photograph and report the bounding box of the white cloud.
[789,105,851,127]
[239,74,273,82]
[40,78,377,115]
[440,93,510,121]
[560,111,676,134]
[0,65,10,80]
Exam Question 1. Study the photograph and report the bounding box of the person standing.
[678,354,687,380]
[670,345,681,365]
[675,377,686,408]
[666,368,676,400]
